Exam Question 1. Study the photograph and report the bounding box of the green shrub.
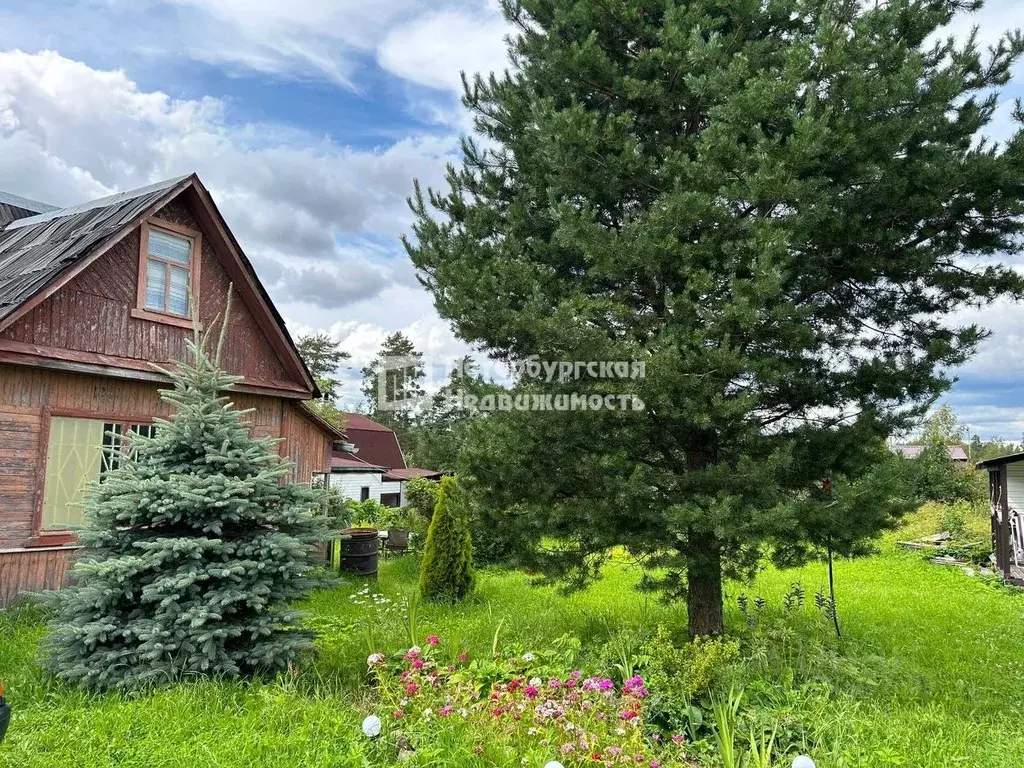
[643,626,740,699]
[419,477,475,603]
[405,477,440,520]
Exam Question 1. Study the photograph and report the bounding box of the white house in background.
[328,412,442,507]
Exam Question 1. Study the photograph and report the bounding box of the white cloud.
[377,5,510,93]
[0,50,458,314]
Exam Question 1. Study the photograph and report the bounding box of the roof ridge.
[5,174,192,231]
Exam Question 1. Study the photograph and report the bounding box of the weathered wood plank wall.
[0,546,79,605]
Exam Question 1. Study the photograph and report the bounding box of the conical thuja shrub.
[419,476,475,603]
[47,311,327,692]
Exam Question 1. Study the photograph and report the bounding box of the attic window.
[134,219,202,325]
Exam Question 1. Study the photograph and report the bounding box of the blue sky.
[0,0,1021,435]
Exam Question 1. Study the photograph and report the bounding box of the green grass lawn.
[2,529,1023,767]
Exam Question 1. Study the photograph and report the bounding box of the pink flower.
[619,710,638,721]
[650,762,661,768]
[672,734,684,744]
[438,705,453,718]
[404,647,421,661]
[524,685,539,699]
[571,670,582,679]
[412,659,424,670]
[548,677,562,689]
[623,676,649,698]
[406,682,420,695]
[564,678,577,688]
[561,743,577,754]
[458,652,469,663]
[607,746,622,756]
[426,635,440,646]
[392,710,404,719]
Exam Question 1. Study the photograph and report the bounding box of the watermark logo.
[373,356,645,412]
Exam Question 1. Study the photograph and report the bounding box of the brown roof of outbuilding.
[331,454,387,472]
[891,444,968,461]
[341,412,407,470]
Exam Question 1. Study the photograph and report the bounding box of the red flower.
[392,710,404,719]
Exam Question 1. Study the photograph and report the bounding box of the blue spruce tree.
[47,311,327,692]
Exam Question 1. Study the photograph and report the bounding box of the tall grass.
[1,533,1023,766]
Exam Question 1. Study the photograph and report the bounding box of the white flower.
[793,758,816,768]
[367,652,386,667]
[459,708,468,718]
[530,677,543,687]
[523,652,536,662]
[361,715,382,738]
[423,708,433,718]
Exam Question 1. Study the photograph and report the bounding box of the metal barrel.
[340,528,379,577]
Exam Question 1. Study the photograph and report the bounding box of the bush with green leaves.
[46,327,327,693]
[404,476,440,520]
[419,476,475,603]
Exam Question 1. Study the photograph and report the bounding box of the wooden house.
[0,174,343,605]
[978,452,1024,586]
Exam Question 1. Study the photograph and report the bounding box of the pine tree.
[47,320,327,692]
[419,477,475,603]
[296,332,350,403]
[407,0,1024,635]
[361,331,425,450]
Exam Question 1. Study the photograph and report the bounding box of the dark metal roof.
[0,176,190,323]
[977,451,1024,470]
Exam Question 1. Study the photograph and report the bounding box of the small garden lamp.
[793,757,816,768]
[361,714,382,739]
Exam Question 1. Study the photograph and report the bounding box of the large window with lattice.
[41,418,155,530]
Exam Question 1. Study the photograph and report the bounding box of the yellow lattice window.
[41,418,155,530]
[41,417,105,530]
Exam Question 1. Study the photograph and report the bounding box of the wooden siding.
[0,364,334,604]
[0,546,78,605]
[282,404,333,485]
[0,198,294,389]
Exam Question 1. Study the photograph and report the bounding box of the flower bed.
[366,635,693,767]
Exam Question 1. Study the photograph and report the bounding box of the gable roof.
[0,174,319,397]
[340,412,407,469]
[0,176,191,324]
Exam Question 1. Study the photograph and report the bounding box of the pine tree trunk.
[686,530,724,638]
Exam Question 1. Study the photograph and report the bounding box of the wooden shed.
[977,452,1024,586]
[0,174,342,605]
